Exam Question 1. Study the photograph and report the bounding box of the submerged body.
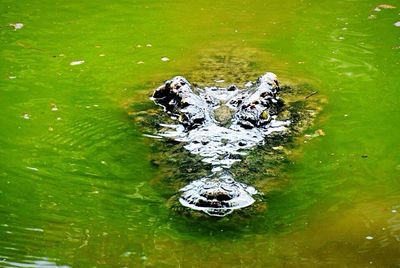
[151,72,291,216]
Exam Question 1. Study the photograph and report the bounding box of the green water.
[1,0,399,267]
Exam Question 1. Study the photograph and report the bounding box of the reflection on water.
[0,0,399,266]
[1,258,70,268]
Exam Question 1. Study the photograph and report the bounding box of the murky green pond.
[1,0,400,267]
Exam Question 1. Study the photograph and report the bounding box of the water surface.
[1,0,400,267]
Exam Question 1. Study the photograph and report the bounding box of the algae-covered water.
[1,0,400,267]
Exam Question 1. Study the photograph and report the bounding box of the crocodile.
[149,72,301,216]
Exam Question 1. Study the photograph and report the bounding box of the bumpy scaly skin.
[151,72,290,217]
[152,76,208,129]
[179,172,257,217]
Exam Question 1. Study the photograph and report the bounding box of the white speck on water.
[161,57,170,62]
[26,167,38,171]
[10,23,24,30]
[146,44,152,47]
[121,251,134,257]
[101,161,107,165]
[394,21,400,27]
[93,104,99,107]
[99,54,105,57]
[215,79,225,83]
[365,236,374,240]
[392,209,397,213]
[51,104,58,111]
[25,227,44,232]
[70,60,85,66]
[85,105,91,109]
[375,4,396,11]
[56,117,62,121]
[338,36,345,40]
[9,76,16,79]
[48,126,54,132]
[22,113,30,120]
[137,61,144,64]
[344,114,349,117]
[136,44,142,48]
[140,256,148,261]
